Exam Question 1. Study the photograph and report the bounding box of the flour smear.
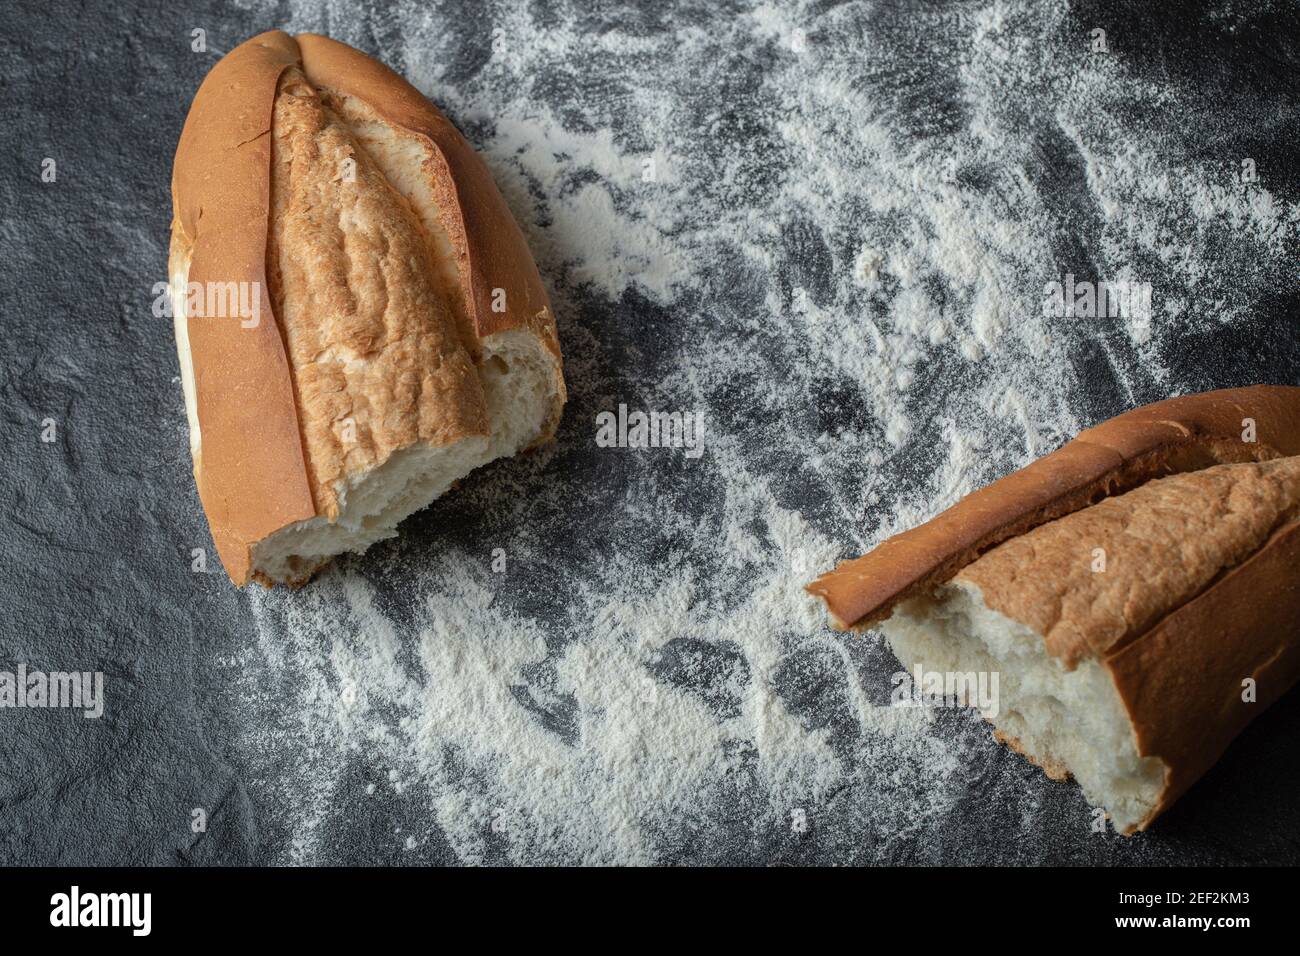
[234,0,1298,862]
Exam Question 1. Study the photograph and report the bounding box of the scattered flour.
[234,0,1298,862]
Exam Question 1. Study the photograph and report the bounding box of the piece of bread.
[169,31,565,586]
[807,386,1300,832]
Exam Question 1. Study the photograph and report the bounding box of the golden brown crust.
[171,32,316,586]
[170,31,564,584]
[267,67,487,519]
[807,386,1300,631]
[825,389,1300,833]
[294,34,565,374]
[960,456,1300,832]
[1105,517,1300,830]
[959,457,1300,670]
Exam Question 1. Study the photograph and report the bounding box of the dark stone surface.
[0,0,1297,865]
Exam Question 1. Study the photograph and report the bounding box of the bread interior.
[168,236,201,464]
[883,583,1166,834]
[251,435,492,584]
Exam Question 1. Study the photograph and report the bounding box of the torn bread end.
[884,582,1167,834]
[246,328,562,586]
[877,456,1300,834]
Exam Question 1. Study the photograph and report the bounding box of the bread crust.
[1107,516,1300,830]
[266,66,488,519]
[959,457,1300,670]
[807,386,1300,631]
[809,386,1300,832]
[294,35,565,374]
[171,32,315,587]
[963,457,1300,831]
[170,31,564,584]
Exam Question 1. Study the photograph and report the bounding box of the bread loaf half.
[808,386,1300,832]
[169,31,565,586]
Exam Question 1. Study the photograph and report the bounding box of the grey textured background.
[1,0,1298,865]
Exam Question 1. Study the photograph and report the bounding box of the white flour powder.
[236,0,1298,862]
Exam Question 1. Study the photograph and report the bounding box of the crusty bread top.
[959,456,1300,670]
[294,33,562,360]
[806,386,1300,631]
[267,67,487,519]
[170,31,562,583]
